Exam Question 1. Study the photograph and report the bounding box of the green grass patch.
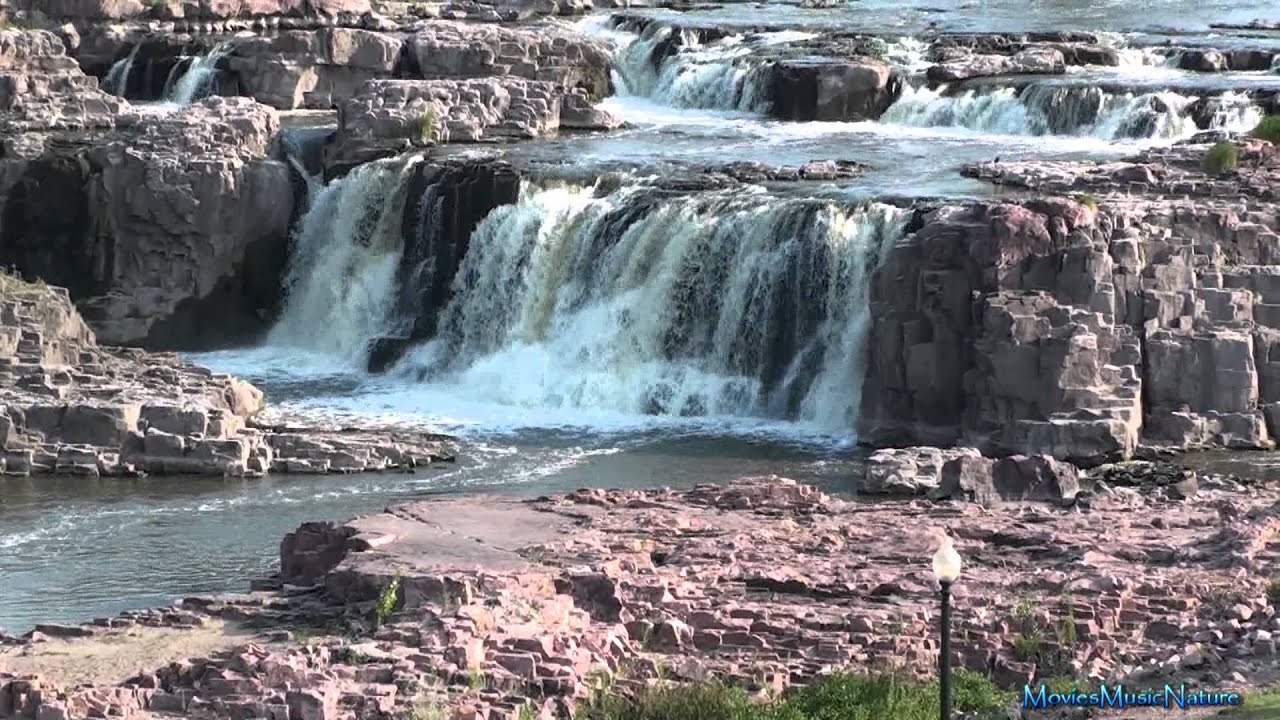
[373,569,402,628]
[574,671,1013,720]
[1073,193,1098,210]
[1204,141,1239,174]
[1226,687,1280,718]
[1252,115,1280,144]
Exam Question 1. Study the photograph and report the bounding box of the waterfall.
[268,156,425,364]
[166,43,232,105]
[390,182,906,429]
[611,24,774,113]
[101,44,140,97]
[882,84,1261,140]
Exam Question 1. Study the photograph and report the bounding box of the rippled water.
[0,348,862,633]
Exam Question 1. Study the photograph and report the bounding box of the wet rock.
[927,46,1066,82]
[769,57,900,122]
[1180,49,1229,73]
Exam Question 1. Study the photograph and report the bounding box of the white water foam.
[167,43,232,105]
[101,44,140,97]
[268,155,425,365]
[883,84,1262,140]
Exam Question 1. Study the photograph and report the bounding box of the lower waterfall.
[269,156,425,363]
[166,43,232,105]
[271,166,906,430]
[101,44,140,97]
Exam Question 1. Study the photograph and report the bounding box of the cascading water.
[882,84,1262,140]
[269,156,425,364]
[389,181,906,430]
[101,44,140,97]
[166,43,232,105]
[610,23,780,112]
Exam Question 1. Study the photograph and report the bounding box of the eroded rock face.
[407,20,612,101]
[859,182,1280,462]
[1,95,294,348]
[225,27,405,109]
[0,280,456,476]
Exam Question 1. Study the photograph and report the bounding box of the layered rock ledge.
[0,277,455,476]
[2,473,1279,718]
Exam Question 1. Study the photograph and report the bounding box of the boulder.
[1179,49,1228,73]
[768,58,900,122]
[862,446,982,495]
[933,453,1079,505]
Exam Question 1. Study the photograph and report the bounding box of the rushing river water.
[2,0,1279,633]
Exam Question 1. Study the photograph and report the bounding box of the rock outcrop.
[329,77,619,164]
[0,277,456,476]
[860,169,1280,462]
[0,30,295,348]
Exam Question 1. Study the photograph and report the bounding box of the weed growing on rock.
[1204,141,1239,175]
[466,664,485,691]
[419,110,438,144]
[407,698,447,720]
[374,570,402,628]
[1073,193,1098,210]
[1012,629,1045,661]
[1253,115,1280,144]
[1268,574,1280,604]
[1054,593,1078,648]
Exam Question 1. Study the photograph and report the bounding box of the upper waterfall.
[267,164,906,432]
[398,180,906,430]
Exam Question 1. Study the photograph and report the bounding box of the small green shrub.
[1204,141,1239,175]
[373,570,401,628]
[1012,629,1045,662]
[1055,594,1078,648]
[1252,115,1280,144]
[1073,193,1098,210]
[1268,574,1280,604]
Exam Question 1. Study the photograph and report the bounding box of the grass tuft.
[1204,141,1239,175]
[573,671,1012,720]
[1073,193,1098,210]
[374,569,402,628]
[1252,115,1280,144]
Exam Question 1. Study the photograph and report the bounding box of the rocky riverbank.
[2,472,1279,719]
[0,274,454,476]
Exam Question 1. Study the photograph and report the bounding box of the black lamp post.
[939,578,953,720]
[931,528,962,720]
